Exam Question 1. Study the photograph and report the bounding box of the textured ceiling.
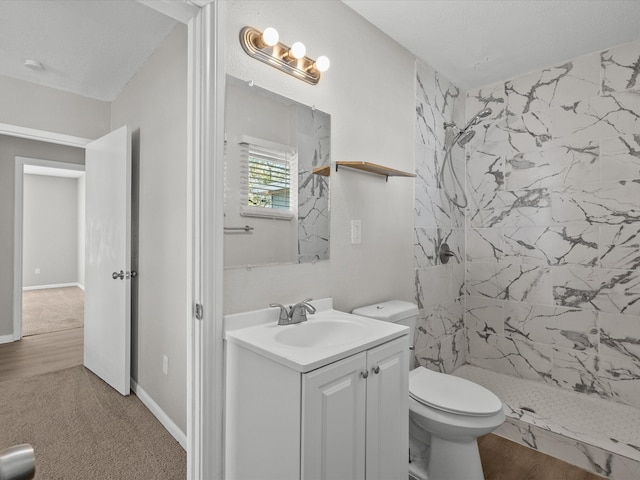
[343,0,640,90]
[0,0,177,101]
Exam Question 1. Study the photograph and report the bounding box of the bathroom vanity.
[224,299,409,480]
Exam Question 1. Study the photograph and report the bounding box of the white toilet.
[353,301,505,480]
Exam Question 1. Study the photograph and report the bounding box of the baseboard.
[130,378,187,450]
[0,334,15,345]
[77,283,85,291]
[23,282,82,291]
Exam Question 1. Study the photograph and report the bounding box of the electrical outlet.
[351,220,362,245]
[162,355,169,375]
[35,268,40,275]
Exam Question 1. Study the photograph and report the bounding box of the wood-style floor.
[479,433,606,480]
[0,327,83,383]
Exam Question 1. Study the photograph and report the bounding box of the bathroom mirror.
[224,75,330,268]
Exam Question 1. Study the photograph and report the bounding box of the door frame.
[13,156,87,341]
[3,1,223,478]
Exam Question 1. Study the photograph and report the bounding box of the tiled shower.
[415,38,640,409]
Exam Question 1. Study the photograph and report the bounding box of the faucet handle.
[269,303,290,324]
[300,298,316,314]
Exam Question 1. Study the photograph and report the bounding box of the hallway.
[0,327,82,383]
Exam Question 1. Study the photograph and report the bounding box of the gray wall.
[0,136,85,336]
[110,24,188,433]
[0,75,110,140]
[22,174,79,287]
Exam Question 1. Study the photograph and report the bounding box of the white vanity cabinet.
[225,334,409,480]
[302,336,409,480]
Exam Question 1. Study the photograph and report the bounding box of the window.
[238,138,297,220]
[247,149,290,209]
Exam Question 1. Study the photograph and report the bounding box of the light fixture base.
[240,26,321,85]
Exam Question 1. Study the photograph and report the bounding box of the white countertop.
[224,298,409,373]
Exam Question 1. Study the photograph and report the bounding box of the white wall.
[223,0,416,315]
[110,24,188,434]
[22,174,79,287]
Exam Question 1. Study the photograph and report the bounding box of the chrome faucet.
[269,298,316,325]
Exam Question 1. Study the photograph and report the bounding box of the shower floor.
[453,365,640,480]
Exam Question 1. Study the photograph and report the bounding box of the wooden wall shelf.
[313,161,416,181]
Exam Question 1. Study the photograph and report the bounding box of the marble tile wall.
[414,59,466,372]
[297,106,330,263]
[464,38,640,409]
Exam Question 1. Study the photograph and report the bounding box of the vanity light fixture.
[240,26,329,85]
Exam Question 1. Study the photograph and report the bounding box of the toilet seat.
[409,367,503,417]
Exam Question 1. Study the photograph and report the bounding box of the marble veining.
[503,226,599,266]
[599,311,640,363]
[466,330,553,382]
[466,228,504,263]
[600,134,640,182]
[504,302,598,353]
[551,181,640,226]
[600,225,640,269]
[465,295,504,336]
[552,347,640,406]
[415,329,465,374]
[552,265,640,315]
[469,188,552,228]
[297,107,330,262]
[416,62,461,123]
[552,89,640,142]
[505,53,600,118]
[601,39,640,94]
[505,138,599,190]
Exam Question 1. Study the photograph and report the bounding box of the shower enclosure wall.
[464,38,640,411]
[414,37,640,479]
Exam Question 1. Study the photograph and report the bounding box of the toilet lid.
[409,367,503,417]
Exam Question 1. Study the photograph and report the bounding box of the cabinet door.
[302,352,367,480]
[366,336,409,480]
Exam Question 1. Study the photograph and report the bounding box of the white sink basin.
[224,299,409,372]
[274,319,370,348]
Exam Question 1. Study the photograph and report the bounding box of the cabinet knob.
[361,370,369,379]
[372,366,380,374]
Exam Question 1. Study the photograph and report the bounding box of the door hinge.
[195,303,203,320]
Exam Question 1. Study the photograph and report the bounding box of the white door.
[302,352,367,480]
[365,336,410,480]
[84,126,132,396]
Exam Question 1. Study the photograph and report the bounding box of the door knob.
[361,370,369,379]
[112,270,125,280]
[372,366,380,374]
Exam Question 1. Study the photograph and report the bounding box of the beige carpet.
[22,287,84,337]
[0,366,186,479]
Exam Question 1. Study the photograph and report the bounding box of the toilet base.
[427,436,484,480]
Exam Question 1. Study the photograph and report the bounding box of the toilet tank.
[352,300,418,333]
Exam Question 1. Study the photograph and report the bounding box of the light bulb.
[290,42,306,59]
[261,27,279,47]
[314,56,330,72]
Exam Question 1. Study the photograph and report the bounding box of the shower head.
[464,107,493,129]
[477,107,492,119]
[456,129,476,146]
